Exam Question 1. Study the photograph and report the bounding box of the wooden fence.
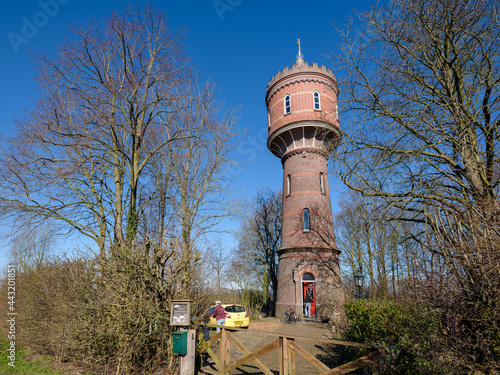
[197,325,385,375]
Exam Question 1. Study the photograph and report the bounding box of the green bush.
[0,241,203,374]
[343,299,446,374]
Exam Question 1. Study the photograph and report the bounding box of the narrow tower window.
[320,172,325,195]
[303,208,310,232]
[287,174,291,196]
[284,94,291,114]
[313,91,321,110]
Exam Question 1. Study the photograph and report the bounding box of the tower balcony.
[267,120,341,160]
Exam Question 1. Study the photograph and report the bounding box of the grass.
[0,339,63,375]
[0,338,171,375]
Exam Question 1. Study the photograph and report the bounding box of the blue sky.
[0,0,376,265]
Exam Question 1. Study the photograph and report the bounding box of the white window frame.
[284,94,291,114]
[303,208,310,232]
[313,91,321,110]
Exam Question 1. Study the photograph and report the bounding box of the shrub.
[0,240,204,374]
[343,299,447,374]
[3,258,94,362]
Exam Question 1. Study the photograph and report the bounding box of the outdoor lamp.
[353,270,365,288]
[353,269,365,299]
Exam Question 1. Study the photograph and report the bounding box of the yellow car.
[205,304,250,328]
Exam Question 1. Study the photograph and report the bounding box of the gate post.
[281,336,288,375]
[372,347,386,375]
[280,336,297,375]
[222,328,230,370]
[288,337,296,375]
[179,329,196,375]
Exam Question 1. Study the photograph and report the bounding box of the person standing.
[304,291,312,317]
[209,300,226,336]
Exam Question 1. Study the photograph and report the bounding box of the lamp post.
[353,269,365,299]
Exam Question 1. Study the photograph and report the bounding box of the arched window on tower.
[284,94,291,114]
[287,174,291,197]
[303,208,310,232]
[320,172,325,195]
[313,91,321,110]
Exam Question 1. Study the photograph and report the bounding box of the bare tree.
[8,223,54,273]
[335,191,414,298]
[225,250,264,313]
[167,85,239,295]
[238,189,282,305]
[0,4,242,374]
[0,4,193,256]
[332,0,500,370]
[202,238,231,298]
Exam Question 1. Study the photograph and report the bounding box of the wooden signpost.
[171,300,195,375]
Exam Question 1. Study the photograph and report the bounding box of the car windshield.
[225,305,245,313]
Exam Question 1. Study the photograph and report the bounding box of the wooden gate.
[198,326,385,374]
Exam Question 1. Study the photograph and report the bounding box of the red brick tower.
[266,42,344,318]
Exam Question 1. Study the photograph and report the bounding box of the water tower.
[266,41,344,318]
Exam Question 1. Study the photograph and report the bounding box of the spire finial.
[296,39,304,66]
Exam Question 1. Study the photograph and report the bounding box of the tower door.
[303,282,316,316]
[302,272,316,317]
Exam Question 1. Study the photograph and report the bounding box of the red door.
[303,282,315,316]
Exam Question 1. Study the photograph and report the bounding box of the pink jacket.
[210,305,226,320]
